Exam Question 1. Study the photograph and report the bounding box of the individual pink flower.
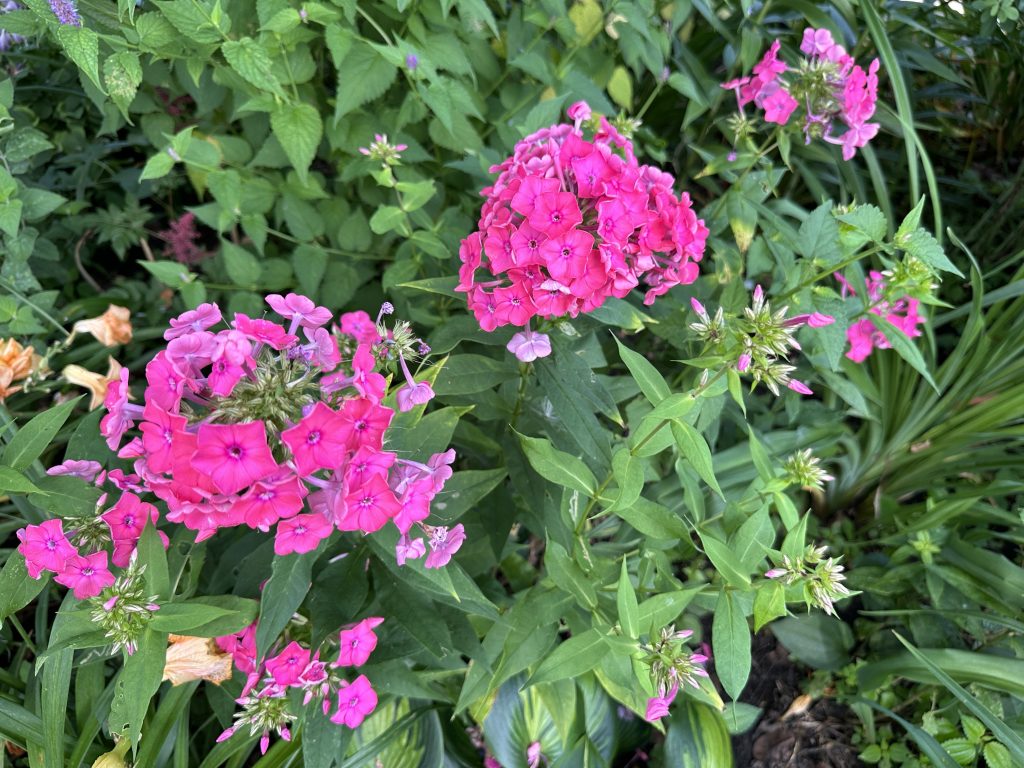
[102,492,160,566]
[394,352,435,413]
[396,534,426,565]
[800,27,835,57]
[265,641,311,686]
[338,397,393,453]
[528,191,583,237]
[506,329,552,362]
[216,623,258,674]
[785,312,835,328]
[339,311,380,344]
[236,474,307,531]
[265,293,332,331]
[16,519,77,578]
[192,422,279,496]
[424,524,466,569]
[281,402,349,477]
[330,675,378,728]
[47,459,103,482]
[100,367,136,450]
[566,100,591,123]
[340,474,401,533]
[165,303,222,340]
[274,512,333,555]
[54,550,115,599]
[644,682,678,722]
[335,617,384,667]
[762,88,799,125]
[233,314,298,349]
[139,405,188,474]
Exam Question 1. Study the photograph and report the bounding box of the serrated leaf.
[222,37,283,95]
[271,102,322,183]
[797,202,842,265]
[900,227,963,277]
[333,40,397,123]
[221,240,261,288]
[56,26,102,92]
[103,51,142,117]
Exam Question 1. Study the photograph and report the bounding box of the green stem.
[509,363,531,429]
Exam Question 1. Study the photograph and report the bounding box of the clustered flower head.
[838,271,925,362]
[765,544,851,616]
[640,626,709,721]
[690,288,833,397]
[214,616,385,753]
[15,295,464,643]
[89,295,458,565]
[722,28,881,160]
[358,134,407,166]
[457,100,709,344]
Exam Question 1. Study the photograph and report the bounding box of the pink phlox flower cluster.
[17,295,460,604]
[16,460,172,599]
[839,271,924,362]
[216,617,385,751]
[457,101,708,334]
[722,28,880,160]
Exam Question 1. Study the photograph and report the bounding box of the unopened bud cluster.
[782,448,834,492]
[90,556,160,655]
[765,544,850,616]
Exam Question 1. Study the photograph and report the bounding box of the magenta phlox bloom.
[17,519,78,578]
[54,550,115,599]
[330,675,378,728]
[335,617,384,667]
[644,682,679,722]
[424,524,466,569]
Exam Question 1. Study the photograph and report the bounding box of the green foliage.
[0,0,1021,765]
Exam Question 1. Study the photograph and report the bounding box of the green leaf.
[149,601,241,633]
[753,581,787,632]
[138,522,169,599]
[222,37,282,94]
[528,628,610,685]
[56,26,102,92]
[139,259,194,286]
[613,336,670,404]
[797,202,841,265]
[2,396,80,470]
[616,497,689,540]
[698,532,751,587]
[838,204,887,246]
[42,596,78,768]
[637,588,701,633]
[395,180,435,213]
[153,0,226,43]
[894,634,1024,762]
[332,40,397,123]
[221,240,261,288]
[545,541,597,609]
[0,465,43,494]
[109,628,167,751]
[899,227,963,277]
[671,420,723,498]
[616,559,639,639]
[256,549,318,659]
[866,314,939,392]
[103,51,142,117]
[292,244,328,298]
[607,65,633,110]
[0,553,47,628]
[270,102,322,184]
[772,614,853,671]
[368,205,408,236]
[139,150,175,181]
[984,742,1013,768]
[517,432,597,495]
[712,589,751,700]
[609,448,643,512]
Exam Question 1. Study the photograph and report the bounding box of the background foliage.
[0,0,1022,766]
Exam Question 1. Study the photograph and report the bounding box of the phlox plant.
[0,2,1010,767]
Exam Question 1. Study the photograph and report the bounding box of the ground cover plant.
[0,0,1022,766]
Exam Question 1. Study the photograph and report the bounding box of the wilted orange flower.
[0,338,36,381]
[162,635,233,686]
[72,305,133,347]
[62,358,123,410]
